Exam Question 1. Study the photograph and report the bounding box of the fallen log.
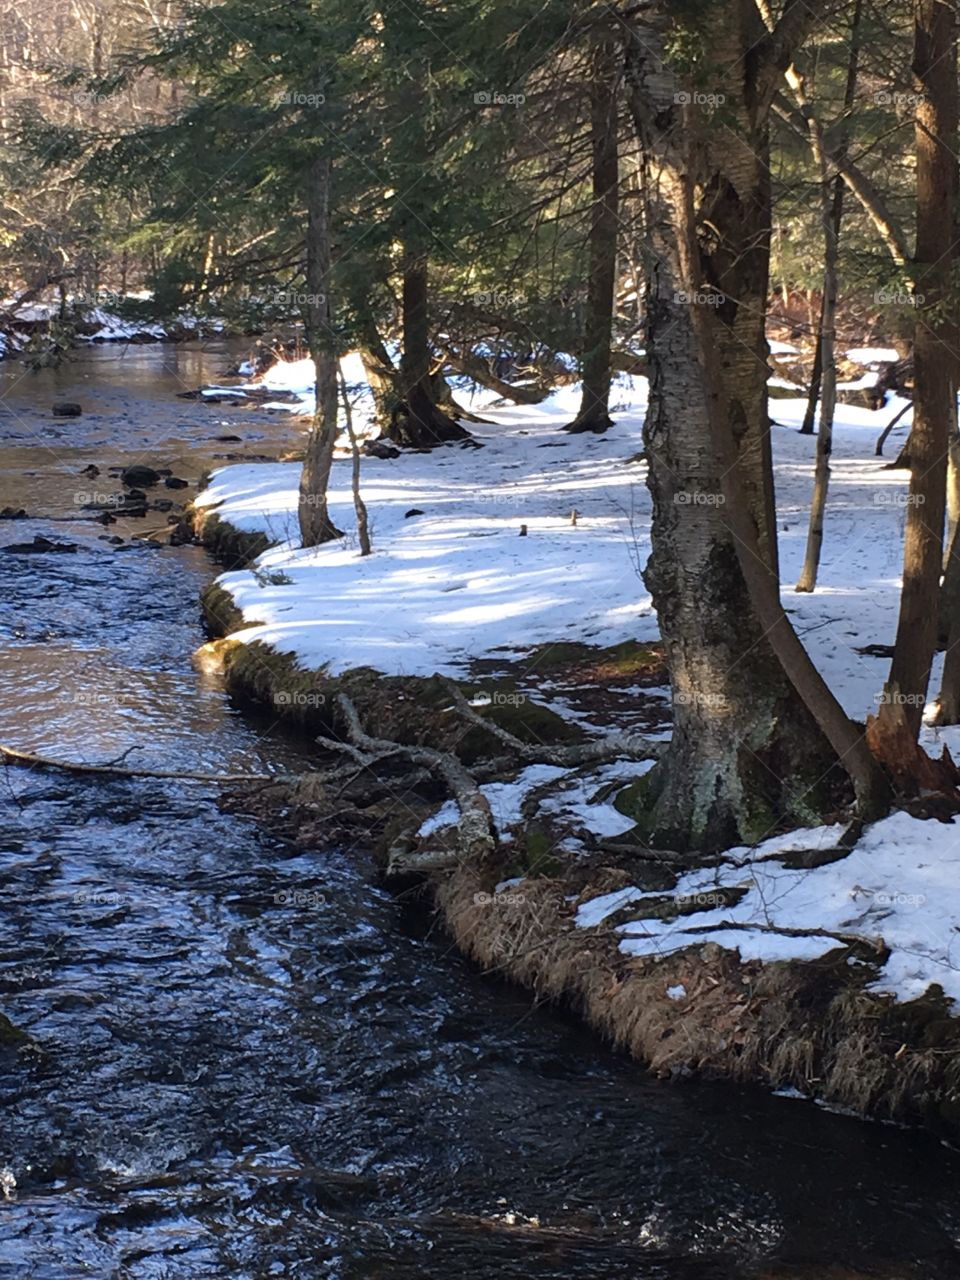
[0,743,300,784]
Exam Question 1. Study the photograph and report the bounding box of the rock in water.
[165,476,189,489]
[120,465,162,489]
[2,536,77,554]
[52,402,82,417]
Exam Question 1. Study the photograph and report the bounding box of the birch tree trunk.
[622,1,886,851]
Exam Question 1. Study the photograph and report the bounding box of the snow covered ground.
[195,372,654,676]
[195,358,960,1009]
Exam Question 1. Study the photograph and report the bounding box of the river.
[0,340,957,1279]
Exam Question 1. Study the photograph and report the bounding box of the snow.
[195,375,652,677]
[575,887,650,929]
[575,812,960,1003]
[845,346,900,365]
[200,358,960,1009]
[537,760,652,838]
[416,763,568,840]
[78,307,167,342]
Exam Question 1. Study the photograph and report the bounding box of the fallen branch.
[322,693,497,873]
[0,743,299,785]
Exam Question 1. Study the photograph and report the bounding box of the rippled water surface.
[1,342,959,1279]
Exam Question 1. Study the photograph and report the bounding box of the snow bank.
[575,811,960,1005]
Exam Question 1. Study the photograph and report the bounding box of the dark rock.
[80,464,100,478]
[52,402,82,417]
[3,535,77,554]
[126,488,147,500]
[120,465,162,489]
[98,535,124,545]
[151,499,174,512]
[0,507,27,520]
[405,508,425,518]
[215,434,243,443]
[165,476,189,489]
[92,512,117,526]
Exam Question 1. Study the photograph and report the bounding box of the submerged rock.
[52,402,82,417]
[2,535,77,554]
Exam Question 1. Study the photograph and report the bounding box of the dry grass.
[436,862,960,1136]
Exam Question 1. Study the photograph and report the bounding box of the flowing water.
[0,341,958,1280]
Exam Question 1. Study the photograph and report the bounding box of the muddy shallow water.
[0,341,958,1279]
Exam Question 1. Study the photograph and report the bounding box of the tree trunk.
[800,307,824,436]
[796,0,862,442]
[357,328,397,429]
[386,252,470,449]
[878,0,957,740]
[566,31,619,435]
[622,2,886,852]
[299,152,344,547]
[938,435,960,643]
[340,367,371,556]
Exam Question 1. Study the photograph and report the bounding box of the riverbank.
[186,377,960,1139]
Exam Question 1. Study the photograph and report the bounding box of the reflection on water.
[0,345,958,1279]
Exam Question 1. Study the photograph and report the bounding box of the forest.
[3,2,960,1277]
